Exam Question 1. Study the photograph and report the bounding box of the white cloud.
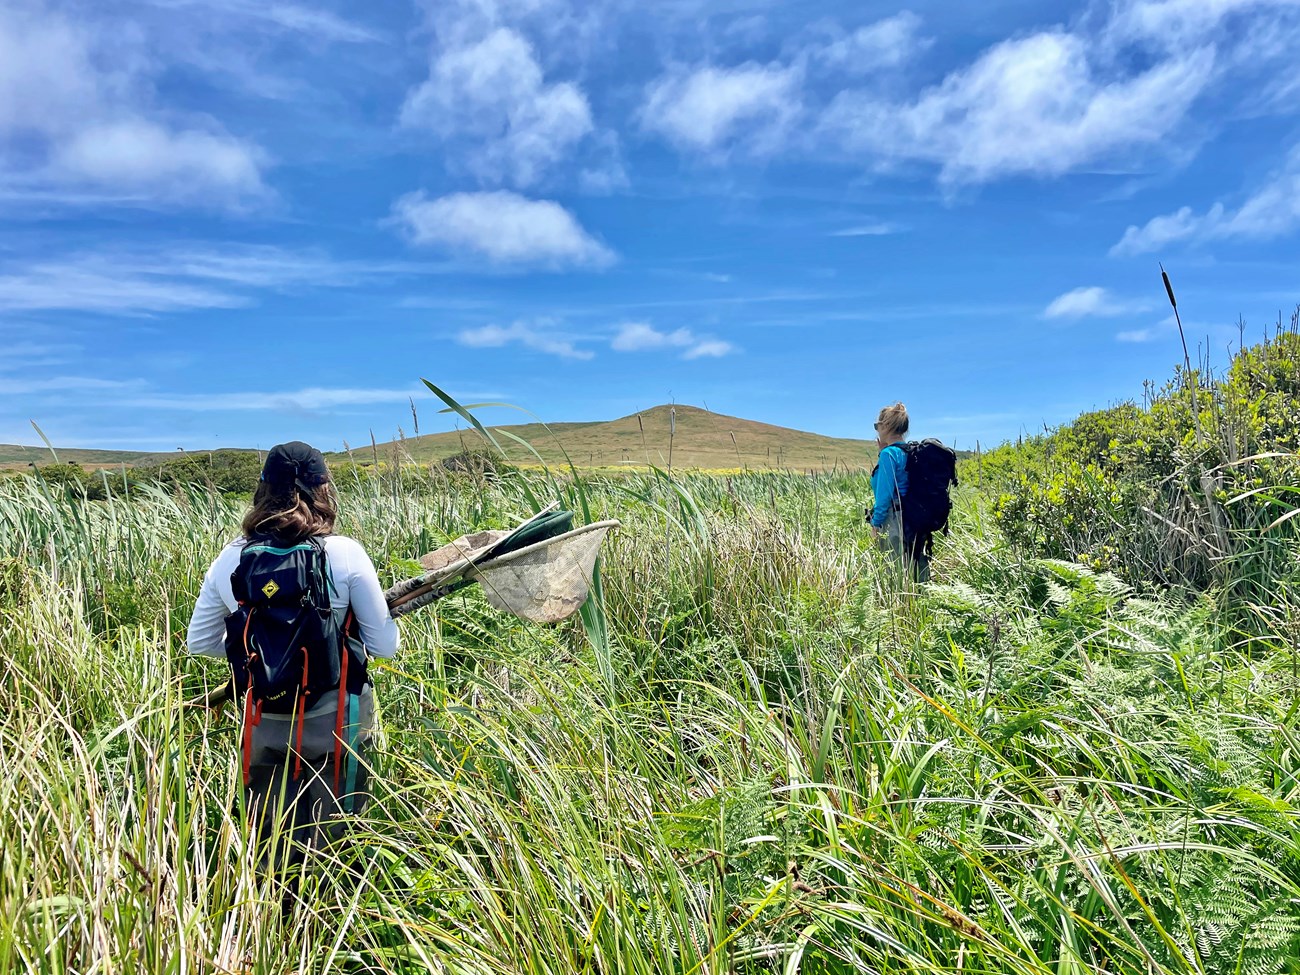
[821,30,1215,185]
[610,321,737,358]
[810,12,928,74]
[682,339,735,359]
[390,190,615,268]
[641,62,801,154]
[50,120,265,201]
[458,320,593,359]
[401,26,593,187]
[1117,328,1158,342]
[1043,286,1143,320]
[611,322,694,351]
[0,2,268,207]
[1110,206,1207,255]
[1111,145,1300,254]
[830,223,899,237]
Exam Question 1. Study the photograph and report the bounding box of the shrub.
[32,462,90,492]
[978,314,1300,608]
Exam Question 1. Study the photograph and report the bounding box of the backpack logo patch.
[261,580,280,599]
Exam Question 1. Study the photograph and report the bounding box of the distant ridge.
[0,444,258,471]
[3,405,882,472]
[339,404,879,470]
[0,444,162,469]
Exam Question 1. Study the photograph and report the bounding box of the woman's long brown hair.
[240,481,338,542]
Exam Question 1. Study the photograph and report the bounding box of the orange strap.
[240,608,257,786]
[293,647,309,780]
[241,686,254,786]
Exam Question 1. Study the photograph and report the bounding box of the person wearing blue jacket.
[870,402,929,581]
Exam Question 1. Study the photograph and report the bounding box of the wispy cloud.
[1107,0,1296,50]
[391,190,616,268]
[807,12,929,75]
[0,263,245,315]
[219,1,379,43]
[1116,314,1179,343]
[0,340,80,370]
[2,375,145,394]
[125,386,429,411]
[1044,286,1148,320]
[1111,144,1300,255]
[610,322,737,358]
[145,0,381,43]
[0,246,412,315]
[830,223,900,237]
[458,319,594,360]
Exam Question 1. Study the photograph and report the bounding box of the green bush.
[32,461,90,491]
[977,319,1300,610]
[150,450,262,494]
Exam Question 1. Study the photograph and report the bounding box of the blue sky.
[3,0,1299,452]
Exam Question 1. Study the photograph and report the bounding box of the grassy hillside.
[351,404,880,470]
[6,405,880,474]
[0,443,159,469]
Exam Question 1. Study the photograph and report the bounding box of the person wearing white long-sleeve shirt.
[187,441,399,859]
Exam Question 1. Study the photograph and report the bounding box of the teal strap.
[242,542,315,556]
[343,692,361,812]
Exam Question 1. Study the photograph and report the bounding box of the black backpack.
[224,536,369,785]
[225,536,340,711]
[899,439,959,549]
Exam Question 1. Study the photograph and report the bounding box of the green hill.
[0,444,160,469]
[343,405,880,470]
[4,405,884,473]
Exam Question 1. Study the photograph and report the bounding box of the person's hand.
[871,525,882,537]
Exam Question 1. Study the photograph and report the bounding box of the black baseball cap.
[260,441,330,493]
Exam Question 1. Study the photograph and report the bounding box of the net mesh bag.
[419,530,509,582]
[470,520,619,623]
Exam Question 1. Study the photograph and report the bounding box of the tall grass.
[1,468,1298,973]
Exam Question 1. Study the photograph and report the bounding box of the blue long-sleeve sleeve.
[871,444,908,527]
